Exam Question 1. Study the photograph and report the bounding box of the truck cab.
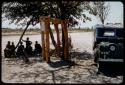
[93,24,123,70]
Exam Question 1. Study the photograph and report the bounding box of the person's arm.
[22,39,26,42]
[30,41,32,44]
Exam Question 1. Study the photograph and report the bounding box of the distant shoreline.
[2,28,94,36]
[2,31,94,36]
[2,32,40,36]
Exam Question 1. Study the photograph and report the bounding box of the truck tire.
[94,49,99,63]
[98,62,105,72]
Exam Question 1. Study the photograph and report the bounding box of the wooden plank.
[45,17,50,62]
[42,31,46,60]
[40,19,46,61]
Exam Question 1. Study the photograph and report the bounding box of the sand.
[1,32,123,84]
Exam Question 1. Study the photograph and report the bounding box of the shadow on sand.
[98,63,123,77]
[48,51,94,68]
[47,60,71,68]
[70,51,94,60]
[71,51,123,77]
[48,50,123,78]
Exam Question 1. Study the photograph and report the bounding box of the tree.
[88,1,110,24]
[2,1,92,59]
[2,1,92,27]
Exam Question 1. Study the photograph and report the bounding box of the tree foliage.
[2,1,92,27]
[2,1,94,59]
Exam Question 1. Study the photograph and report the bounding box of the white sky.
[2,1,123,29]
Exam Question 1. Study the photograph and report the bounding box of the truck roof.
[94,24,123,29]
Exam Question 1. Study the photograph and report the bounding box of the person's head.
[27,37,29,41]
[35,41,38,44]
[7,41,10,45]
[12,42,14,45]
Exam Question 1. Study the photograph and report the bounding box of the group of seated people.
[4,41,15,58]
[4,37,42,58]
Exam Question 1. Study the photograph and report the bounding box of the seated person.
[10,42,16,57]
[11,42,15,50]
[34,41,42,55]
[4,41,11,58]
[16,42,25,57]
[25,45,33,56]
[16,42,29,62]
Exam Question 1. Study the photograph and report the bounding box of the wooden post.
[53,18,61,58]
[40,16,50,62]
[40,17,46,60]
[44,17,50,62]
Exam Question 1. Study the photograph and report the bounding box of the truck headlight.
[110,45,115,51]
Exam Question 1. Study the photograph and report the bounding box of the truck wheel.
[94,49,99,63]
[98,62,105,72]
[94,56,98,63]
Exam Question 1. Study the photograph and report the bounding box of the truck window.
[103,31,115,37]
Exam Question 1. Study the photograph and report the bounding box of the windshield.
[103,31,115,36]
[97,28,123,38]
[97,28,115,37]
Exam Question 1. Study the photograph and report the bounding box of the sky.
[1,1,123,29]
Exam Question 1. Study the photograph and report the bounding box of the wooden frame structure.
[39,16,69,62]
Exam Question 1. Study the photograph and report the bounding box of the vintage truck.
[93,24,123,71]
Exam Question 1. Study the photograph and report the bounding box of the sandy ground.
[1,32,123,84]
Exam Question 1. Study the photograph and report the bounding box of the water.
[1,32,94,56]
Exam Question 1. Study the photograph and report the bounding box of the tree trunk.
[54,19,61,58]
[61,20,69,60]
[57,1,65,60]
[102,19,104,24]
